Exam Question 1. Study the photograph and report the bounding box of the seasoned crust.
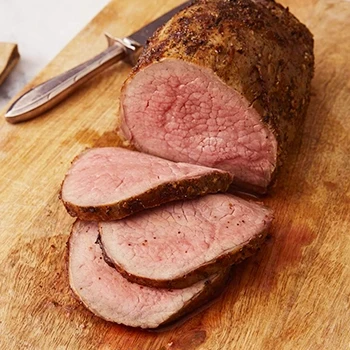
[68,220,231,328]
[60,170,232,221]
[161,266,231,328]
[121,0,314,189]
[99,225,269,289]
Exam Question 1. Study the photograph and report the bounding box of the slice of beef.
[69,220,230,329]
[119,0,314,193]
[60,147,232,221]
[99,194,273,289]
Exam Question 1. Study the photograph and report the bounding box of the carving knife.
[5,1,191,124]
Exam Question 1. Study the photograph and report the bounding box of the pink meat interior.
[69,221,216,328]
[100,194,273,281]
[121,59,277,189]
[62,147,228,207]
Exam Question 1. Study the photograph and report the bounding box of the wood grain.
[0,42,19,86]
[0,0,349,349]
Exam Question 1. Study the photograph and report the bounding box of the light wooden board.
[0,0,349,348]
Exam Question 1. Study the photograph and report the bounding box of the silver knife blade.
[5,1,192,123]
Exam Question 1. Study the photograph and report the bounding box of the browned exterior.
[160,267,231,328]
[99,226,270,289]
[2,0,350,347]
[122,0,314,185]
[68,221,231,329]
[60,170,232,221]
[1,0,350,347]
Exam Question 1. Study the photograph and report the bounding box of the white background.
[0,0,110,109]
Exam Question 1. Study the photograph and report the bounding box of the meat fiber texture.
[99,194,273,289]
[119,0,314,193]
[60,147,232,221]
[69,221,230,329]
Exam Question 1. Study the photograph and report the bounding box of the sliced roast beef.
[60,147,232,221]
[119,0,314,193]
[99,194,273,289]
[69,220,230,329]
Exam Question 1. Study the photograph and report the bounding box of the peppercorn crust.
[121,0,314,189]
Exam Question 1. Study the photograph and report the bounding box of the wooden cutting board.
[1,0,349,348]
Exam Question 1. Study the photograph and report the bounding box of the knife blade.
[5,1,191,124]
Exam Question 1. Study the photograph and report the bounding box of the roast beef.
[69,220,230,329]
[99,194,273,289]
[60,147,232,221]
[119,0,314,193]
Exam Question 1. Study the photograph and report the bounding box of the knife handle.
[5,42,128,123]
